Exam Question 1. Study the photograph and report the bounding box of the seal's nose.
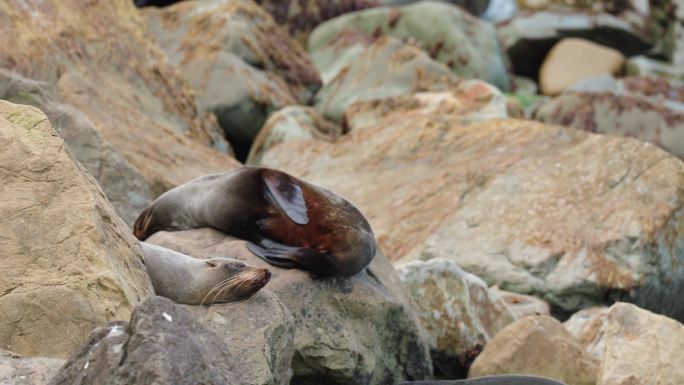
[262,269,272,284]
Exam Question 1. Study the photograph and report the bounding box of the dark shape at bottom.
[400,374,568,385]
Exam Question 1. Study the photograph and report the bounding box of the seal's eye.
[223,261,245,270]
[205,260,217,267]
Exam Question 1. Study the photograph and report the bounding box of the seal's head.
[133,206,155,240]
[198,258,271,305]
[133,204,178,241]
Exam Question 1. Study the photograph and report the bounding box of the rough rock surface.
[468,316,600,385]
[0,0,237,214]
[313,35,462,122]
[597,302,684,385]
[563,307,610,359]
[309,1,510,90]
[0,100,153,358]
[259,104,684,319]
[180,291,295,385]
[247,105,343,165]
[539,38,625,96]
[49,297,244,385]
[498,11,652,79]
[490,288,551,319]
[0,68,153,226]
[144,0,321,160]
[0,349,64,385]
[534,76,684,158]
[147,228,433,385]
[396,258,515,378]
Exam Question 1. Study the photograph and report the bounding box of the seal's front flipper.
[247,241,303,269]
[262,169,309,225]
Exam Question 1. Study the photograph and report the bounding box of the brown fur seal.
[140,242,271,305]
[134,166,375,277]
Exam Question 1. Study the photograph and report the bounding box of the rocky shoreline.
[1,0,684,384]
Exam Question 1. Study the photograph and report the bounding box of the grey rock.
[180,291,295,385]
[49,297,243,385]
[147,228,433,385]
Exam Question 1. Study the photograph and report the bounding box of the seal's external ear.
[205,260,217,267]
[262,168,309,225]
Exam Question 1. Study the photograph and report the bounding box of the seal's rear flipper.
[262,169,309,225]
[247,241,303,269]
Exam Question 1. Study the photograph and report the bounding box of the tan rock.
[396,258,515,378]
[0,0,238,219]
[0,101,153,358]
[490,288,551,319]
[468,316,600,385]
[259,93,684,319]
[564,307,610,359]
[540,38,625,96]
[597,303,684,385]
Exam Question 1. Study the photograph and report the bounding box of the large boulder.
[0,100,153,358]
[533,75,684,159]
[180,291,295,385]
[597,302,684,385]
[309,1,511,90]
[313,35,462,122]
[144,0,321,160]
[147,228,433,385]
[0,349,64,385]
[396,258,515,378]
[0,0,238,216]
[0,68,153,226]
[258,97,684,320]
[49,297,244,385]
[468,316,600,385]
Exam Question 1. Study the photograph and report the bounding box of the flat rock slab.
[259,100,684,319]
[147,228,432,385]
[0,100,153,359]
